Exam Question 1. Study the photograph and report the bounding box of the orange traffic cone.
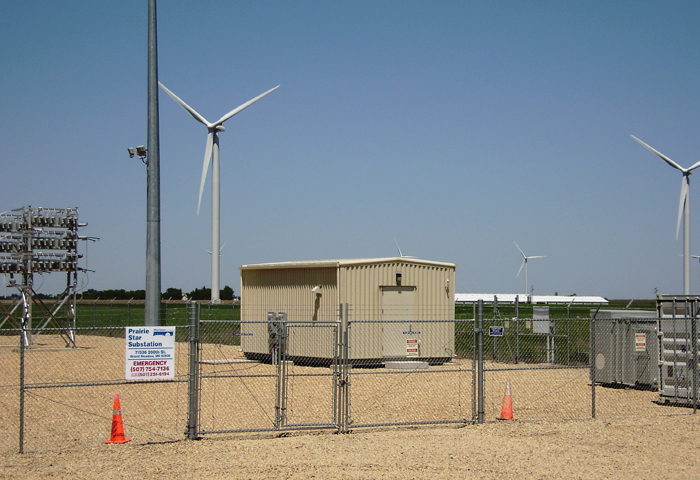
[499,381,514,420]
[105,394,131,444]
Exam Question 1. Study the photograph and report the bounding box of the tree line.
[76,286,236,301]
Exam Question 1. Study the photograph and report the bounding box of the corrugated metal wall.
[240,259,456,361]
[241,266,339,321]
[240,267,338,355]
[339,260,455,319]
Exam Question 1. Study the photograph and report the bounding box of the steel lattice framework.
[0,206,94,346]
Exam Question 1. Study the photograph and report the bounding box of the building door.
[381,286,416,357]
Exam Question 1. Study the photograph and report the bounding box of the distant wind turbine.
[205,241,227,257]
[632,135,700,295]
[514,241,545,296]
[394,239,415,258]
[160,82,279,304]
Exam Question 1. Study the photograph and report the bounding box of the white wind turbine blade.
[631,135,685,172]
[687,159,700,172]
[514,241,526,259]
[677,175,689,240]
[212,85,280,127]
[197,132,214,215]
[205,242,226,256]
[529,255,546,259]
[517,259,526,277]
[159,82,211,126]
[395,238,403,257]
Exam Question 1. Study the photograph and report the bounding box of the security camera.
[127,147,136,158]
[312,286,320,294]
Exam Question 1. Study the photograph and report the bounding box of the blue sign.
[489,326,504,337]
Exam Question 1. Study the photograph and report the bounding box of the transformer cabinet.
[656,295,700,405]
[591,309,658,388]
[239,257,456,366]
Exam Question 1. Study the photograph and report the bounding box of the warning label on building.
[125,327,176,380]
[406,339,419,357]
[635,332,647,352]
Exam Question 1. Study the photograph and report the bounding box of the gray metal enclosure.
[239,257,456,365]
[591,310,659,388]
[656,295,700,404]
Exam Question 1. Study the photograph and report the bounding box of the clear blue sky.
[2,1,699,299]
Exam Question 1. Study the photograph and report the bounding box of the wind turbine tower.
[514,241,545,296]
[632,135,700,295]
[692,255,700,295]
[160,82,279,303]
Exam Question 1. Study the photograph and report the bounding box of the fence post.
[693,314,698,414]
[187,301,200,440]
[273,312,288,429]
[335,304,345,432]
[110,298,116,324]
[19,326,25,454]
[343,303,351,432]
[127,298,134,326]
[477,299,484,424]
[279,312,288,429]
[332,304,341,429]
[514,295,520,364]
[493,295,498,361]
[163,299,170,326]
[590,314,596,419]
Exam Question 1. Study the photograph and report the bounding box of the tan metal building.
[239,257,456,365]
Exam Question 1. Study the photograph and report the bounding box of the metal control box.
[656,295,700,405]
[592,310,659,387]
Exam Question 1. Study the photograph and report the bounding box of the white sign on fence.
[125,327,176,380]
[489,326,504,337]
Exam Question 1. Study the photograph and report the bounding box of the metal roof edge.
[240,257,457,270]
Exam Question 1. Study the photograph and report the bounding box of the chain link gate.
[190,304,473,435]
[194,315,345,436]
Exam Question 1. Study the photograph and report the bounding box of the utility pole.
[145,0,162,325]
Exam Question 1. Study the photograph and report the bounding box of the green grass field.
[72,301,239,327]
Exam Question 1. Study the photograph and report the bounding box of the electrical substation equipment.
[0,206,96,347]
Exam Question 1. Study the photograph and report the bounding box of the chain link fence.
[1,300,698,454]
[1,325,192,454]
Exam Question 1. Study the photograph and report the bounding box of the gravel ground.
[2,415,700,479]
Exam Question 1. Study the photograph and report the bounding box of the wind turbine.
[394,239,416,258]
[632,135,700,295]
[514,241,545,296]
[205,241,227,257]
[160,82,279,303]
